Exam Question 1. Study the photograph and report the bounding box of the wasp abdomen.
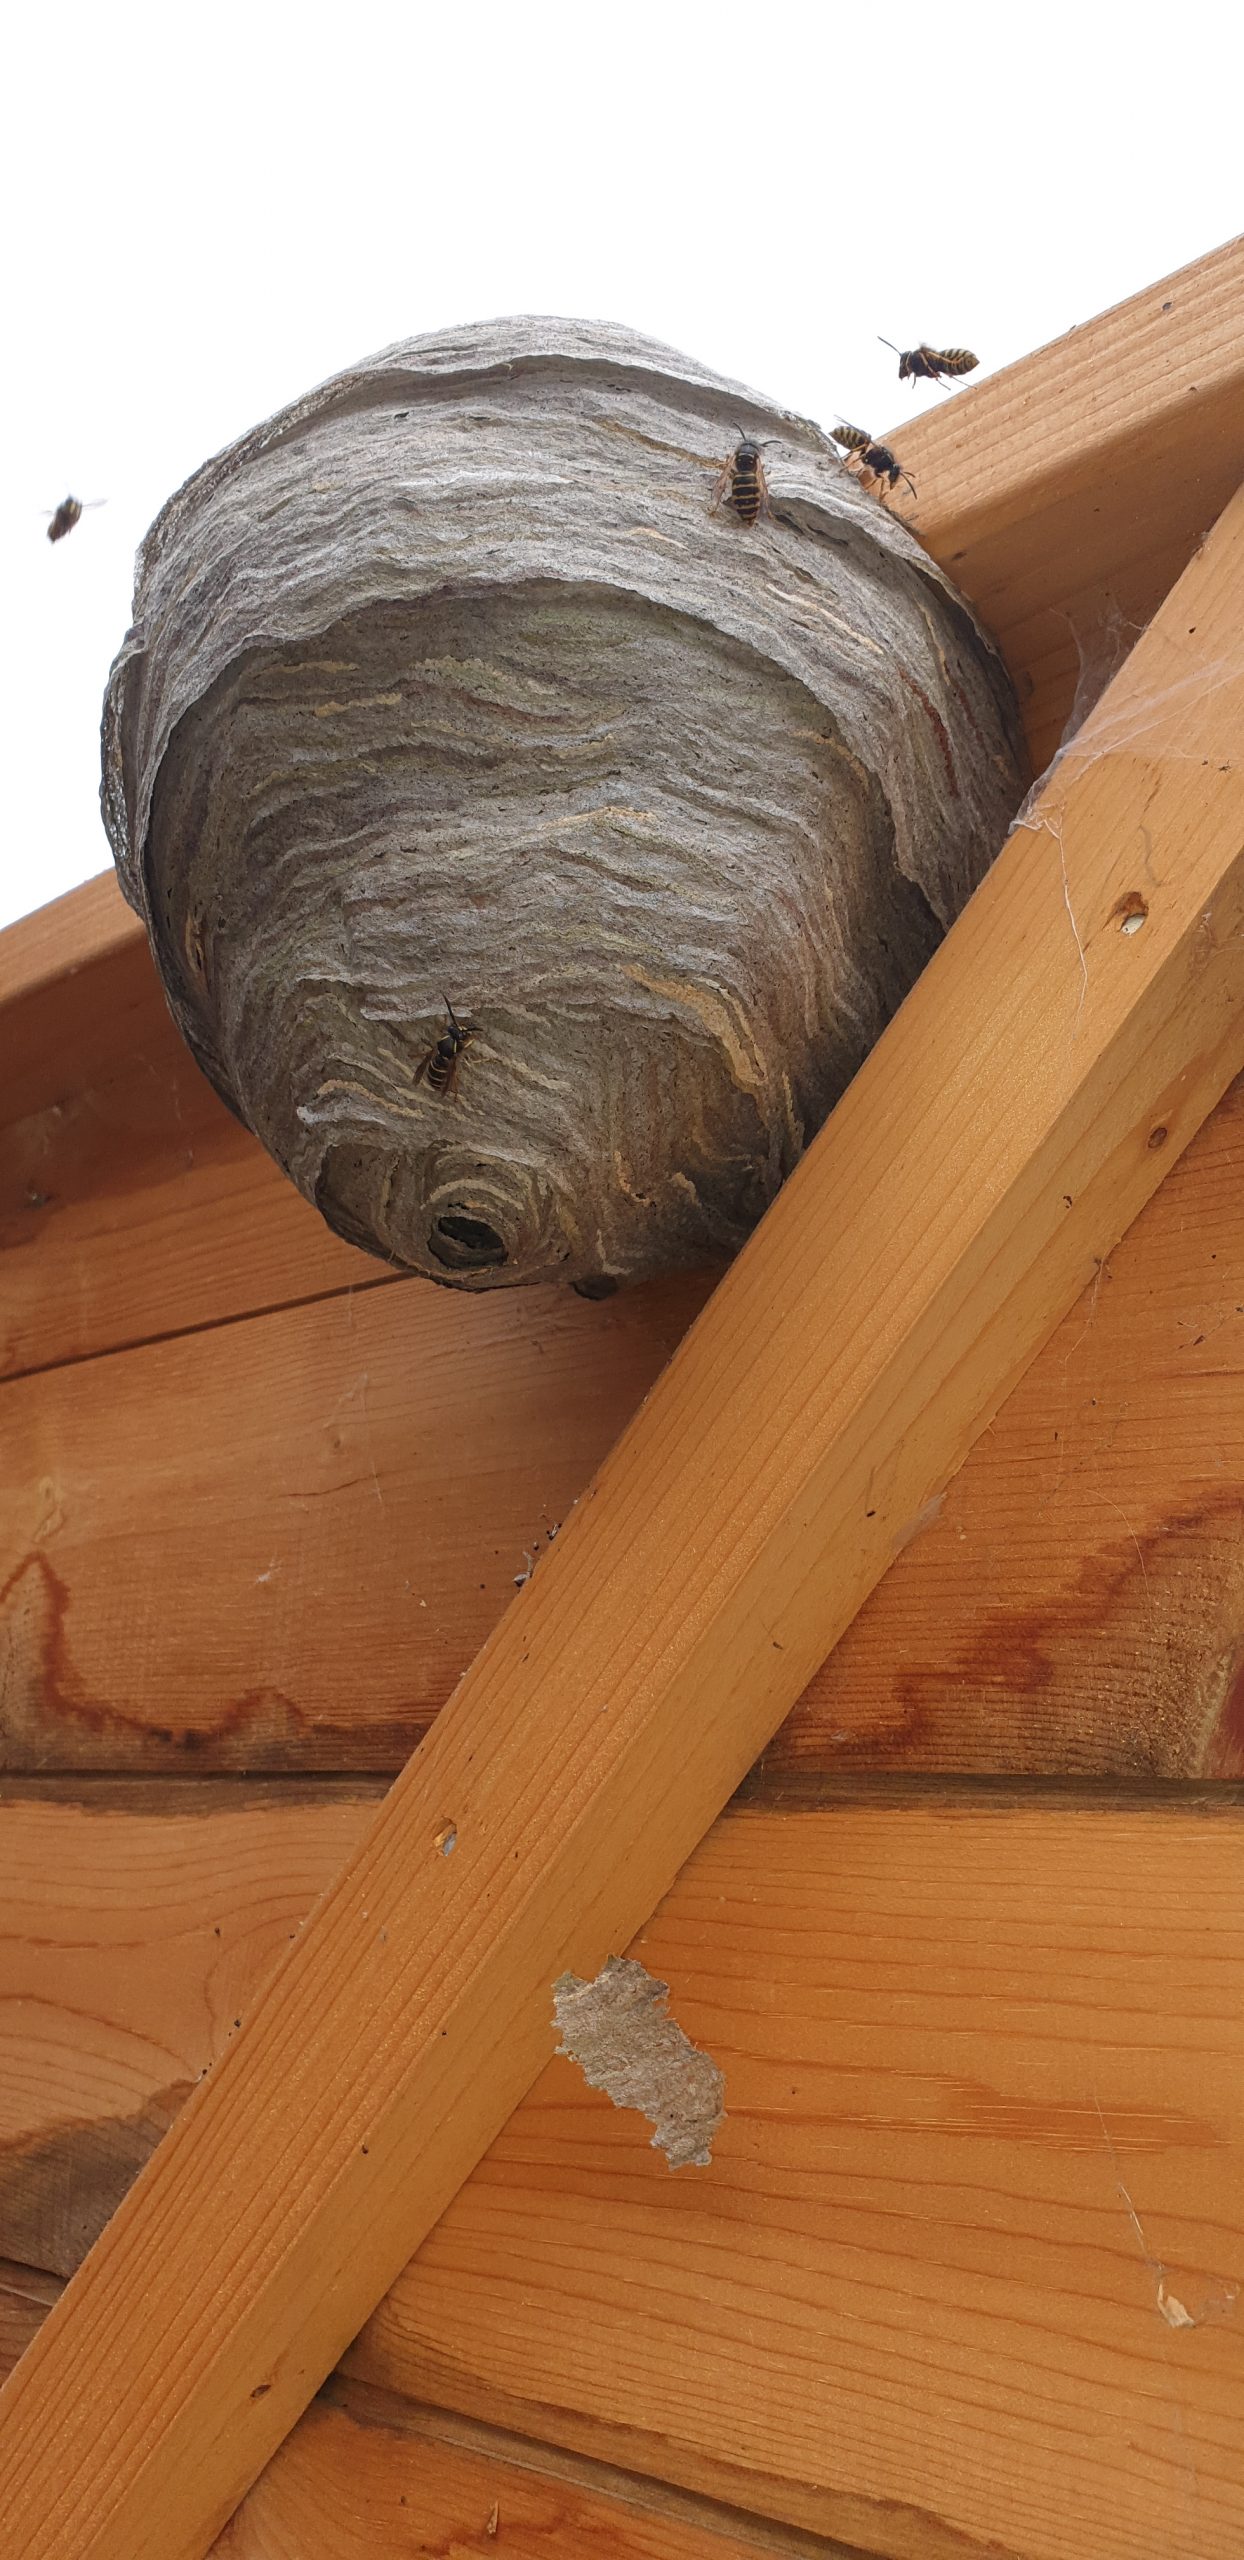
[730,451,764,523]
[416,998,479,1098]
[713,436,770,527]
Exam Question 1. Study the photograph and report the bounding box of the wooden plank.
[6,245,1243,1382]
[0,1003,378,1382]
[802,1069,1244,1780]
[3,475,1244,2560]
[0,880,150,1136]
[0,2264,60,2389]
[0,2293,868,2560]
[0,873,141,1012]
[7,1075,1244,1780]
[348,1795,1244,2560]
[0,1275,707,1770]
[0,1785,380,2276]
[8,2291,862,2560]
[5,1786,1242,2557]
[214,2388,860,2559]
[893,234,1244,773]
[5,1789,1240,2558]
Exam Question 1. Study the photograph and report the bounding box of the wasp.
[830,423,916,504]
[878,339,978,390]
[45,495,105,543]
[415,997,479,1097]
[710,430,772,527]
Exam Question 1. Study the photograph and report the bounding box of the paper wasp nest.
[103,319,1025,1292]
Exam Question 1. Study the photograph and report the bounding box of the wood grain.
[893,233,1244,772]
[0,1272,709,1769]
[0,1786,379,2275]
[350,1796,1244,2560]
[0,2263,60,2388]
[0,993,377,1382]
[4,1789,1241,2559]
[0,882,150,1137]
[215,2388,862,2559]
[0,2342,871,2560]
[0,873,141,1012]
[804,1070,1244,1781]
[7,1076,1244,1779]
[4,489,1244,2559]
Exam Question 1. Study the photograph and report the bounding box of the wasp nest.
[103,318,1025,1292]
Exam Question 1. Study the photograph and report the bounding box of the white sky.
[2,0,1240,937]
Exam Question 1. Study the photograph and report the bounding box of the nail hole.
[428,1210,507,1270]
[1116,892,1148,934]
[1148,1125,1169,1150]
[435,1821,457,1857]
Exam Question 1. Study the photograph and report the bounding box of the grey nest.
[103,317,1025,1293]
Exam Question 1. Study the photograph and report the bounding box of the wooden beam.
[9,1069,1244,1783]
[217,2389,866,2560]
[0,1785,382,2278]
[0,995,377,1381]
[0,873,141,1010]
[0,1273,709,1768]
[3,466,1244,2559]
[0,877,149,1135]
[352,1790,1244,2560]
[892,232,1244,771]
[7,1791,1242,2560]
[0,2266,60,2391]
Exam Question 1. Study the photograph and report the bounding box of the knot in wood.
[103,318,1025,1291]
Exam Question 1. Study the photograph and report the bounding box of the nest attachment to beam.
[103,317,1026,1293]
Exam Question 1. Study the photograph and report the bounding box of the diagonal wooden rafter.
[5,491,1244,2560]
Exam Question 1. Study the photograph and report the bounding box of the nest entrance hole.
[428,1210,509,1272]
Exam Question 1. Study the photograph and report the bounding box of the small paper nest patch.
[103,317,1026,1292]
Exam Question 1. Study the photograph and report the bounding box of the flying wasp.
[878,339,979,390]
[710,430,772,527]
[45,495,105,543]
[830,424,917,504]
[415,997,480,1098]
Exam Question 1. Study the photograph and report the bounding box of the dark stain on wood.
[0,2081,191,2277]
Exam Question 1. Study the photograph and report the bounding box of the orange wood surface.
[0,2264,60,2389]
[0,1271,706,1767]
[5,1077,1244,1780]
[4,487,1244,2557]
[2,2302,864,2559]
[0,1785,381,2277]
[1,882,150,1137]
[894,233,1244,772]
[3,1785,1240,2560]
[347,1794,1244,2560]
[0,1005,376,1384]
[0,872,141,1011]
[214,2389,857,2560]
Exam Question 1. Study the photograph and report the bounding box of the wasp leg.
[709,458,733,514]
